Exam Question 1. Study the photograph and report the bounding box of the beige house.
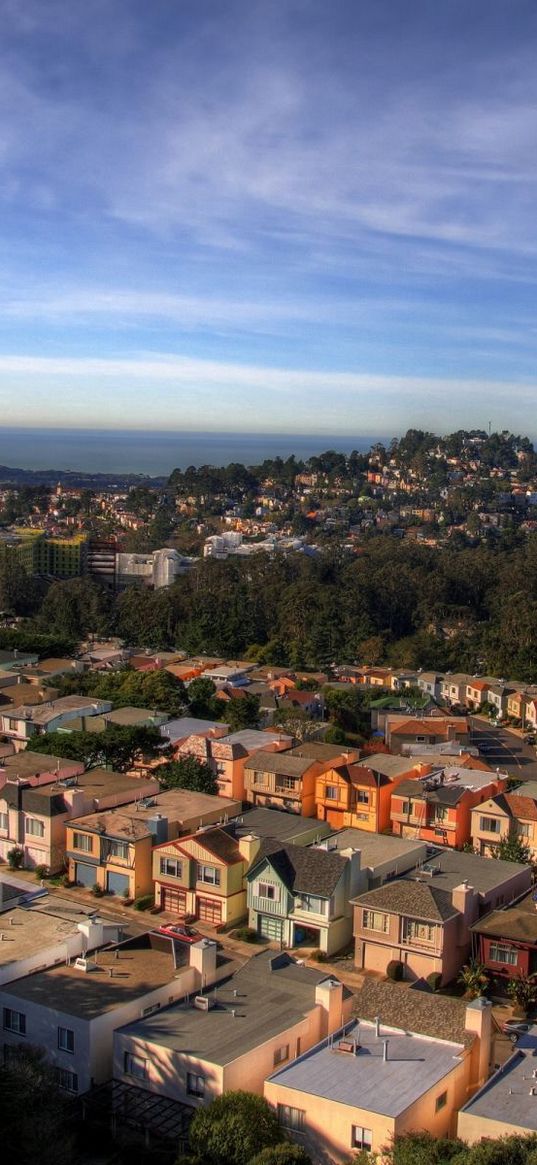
[265,979,492,1162]
[458,1030,537,1143]
[113,950,353,1107]
[471,791,537,858]
[153,826,255,925]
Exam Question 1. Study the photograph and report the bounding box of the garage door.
[257,915,283,942]
[161,886,187,914]
[107,871,130,895]
[75,862,97,888]
[197,897,222,924]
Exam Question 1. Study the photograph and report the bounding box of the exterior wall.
[0,969,198,1094]
[458,1111,530,1146]
[353,907,465,985]
[66,828,154,898]
[477,934,532,980]
[244,764,320,816]
[153,837,247,924]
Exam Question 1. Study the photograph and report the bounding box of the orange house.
[316,754,427,833]
[390,767,508,848]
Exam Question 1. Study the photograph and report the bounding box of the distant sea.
[0,428,386,477]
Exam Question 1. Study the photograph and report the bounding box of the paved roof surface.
[3,696,110,724]
[226,807,332,844]
[174,827,242,866]
[318,829,426,868]
[0,752,83,779]
[2,932,186,1017]
[361,754,423,778]
[267,1017,464,1117]
[244,752,313,776]
[0,907,78,967]
[70,789,241,839]
[353,879,458,922]
[406,847,530,896]
[118,950,339,1063]
[460,1033,537,1130]
[160,718,229,741]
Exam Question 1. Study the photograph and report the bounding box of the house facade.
[471,792,537,858]
[315,754,421,833]
[390,767,507,849]
[153,827,251,925]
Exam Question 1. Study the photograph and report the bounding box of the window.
[273,1043,290,1066]
[363,910,389,933]
[278,1104,304,1131]
[435,1091,448,1113]
[400,800,411,815]
[124,1052,147,1081]
[518,823,531,838]
[58,1027,74,1054]
[433,806,448,822]
[479,816,501,834]
[187,1072,205,1098]
[0,811,8,831]
[3,1008,25,1035]
[276,776,297,791]
[159,856,183,878]
[351,1127,373,1152]
[489,943,518,966]
[416,735,426,743]
[325,785,338,800]
[25,818,44,838]
[55,1068,78,1094]
[403,919,436,944]
[198,865,220,886]
[298,893,327,916]
[73,831,93,852]
[257,881,279,901]
[107,840,130,860]
[355,789,369,804]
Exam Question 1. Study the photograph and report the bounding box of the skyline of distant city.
[1,2,536,435]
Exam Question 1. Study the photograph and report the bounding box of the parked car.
[501,1019,532,1042]
[156,923,202,944]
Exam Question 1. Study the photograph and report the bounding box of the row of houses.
[338,665,537,727]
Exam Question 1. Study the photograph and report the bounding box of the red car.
[156,923,201,944]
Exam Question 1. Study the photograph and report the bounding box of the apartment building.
[0,931,220,1094]
[0,907,123,985]
[114,951,353,1107]
[266,981,492,1162]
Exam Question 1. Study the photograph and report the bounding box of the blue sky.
[1,0,537,437]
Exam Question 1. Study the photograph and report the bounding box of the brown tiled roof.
[504,794,537,823]
[352,978,473,1046]
[353,879,458,922]
[471,902,537,943]
[180,827,242,865]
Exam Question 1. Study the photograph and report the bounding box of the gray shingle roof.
[244,751,312,776]
[250,842,346,898]
[352,977,473,1045]
[353,879,458,922]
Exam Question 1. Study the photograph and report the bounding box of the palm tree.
[458,959,489,1000]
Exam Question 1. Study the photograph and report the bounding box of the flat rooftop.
[268,1018,464,1117]
[460,1031,537,1131]
[359,754,424,778]
[119,950,341,1065]
[25,768,157,804]
[0,907,77,969]
[217,729,292,751]
[318,829,426,868]
[70,789,242,839]
[226,807,332,844]
[0,752,83,780]
[406,847,530,896]
[2,932,185,1018]
[3,695,110,725]
[160,717,229,741]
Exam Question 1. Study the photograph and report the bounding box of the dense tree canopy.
[158,756,218,795]
[29,724,163,771]
[185,1091,284,1165]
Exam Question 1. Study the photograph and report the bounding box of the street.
[470,717,537,783]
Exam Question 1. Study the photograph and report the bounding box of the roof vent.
[337,1039,359,1054]
[193,995,215,1011]
[73,957,97,973]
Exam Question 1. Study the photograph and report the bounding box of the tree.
[249,1147,312,1165]
[383,1131,467,1165]
[187,677,220,719]
[507,972,537,1015]
[158,756,218,795]
[225,693,261,732]
[458,959,489,1000]
[0,1045,74,1165]
[29,724,163,772]
[494,834,532,866]
[186,1091,284,1165]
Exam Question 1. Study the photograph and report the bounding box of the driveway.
[470,717,537,783]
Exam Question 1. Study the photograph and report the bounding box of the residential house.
[0,681,59,709]
[470,892,537,985]
[526,698,537,731]
[471,790,537,858]
[226,806,334,848]
[244,744,355,817]
[458,1026,537,1144]
[439,674,471,708]
[0,750,85,792]
[315,753,424,833]
[390,766,507,848]
[507,689,527,723]
[113,950,353,1107]
[0,931,220,1094]
[66,789,242,897]
[265,979,492,1162]
[314,828,428,894]
[160,717,229,748]
[177,728,293,801]
[246,841,360,954]
[153,827,249,925]
[417,672,445,701]
[66,705,171,734]
[277,689,324,719]
[0,696,113,750]
[464,678,498,711]
[0,768,160,871]
[384,715,470,754]
[0,649,38,671]
[352,847,531,983]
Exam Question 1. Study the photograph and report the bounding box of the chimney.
[465,997,493,1088]
[451,881,478,926]
[189,938,218,985]
[315,977,346,1037]
[238,833,261,866]
[383,1039,389,1062]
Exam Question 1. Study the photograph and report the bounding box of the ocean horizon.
[0,427,386,477]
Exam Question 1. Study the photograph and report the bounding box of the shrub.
[250,1147,313,1165]
[61,873,72,888]
[91,883,104,897]
[34,864,49,881]
[188,1091,283,1165]
[386,959,404,982]
[426,972,442,993]
[232,926,261,943]
[309,948,326,962]
[7,847,23,870]
[133,894,154,911]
